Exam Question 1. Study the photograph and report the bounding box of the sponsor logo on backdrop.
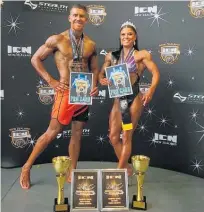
[134,5,169,27]
[57,128,91,139]
[134,5,157,16]
[24,0,69,13]
[100,49,108,56]
[87,5,107,26]
[36,85,55,105]
[173,92,204,104]
[9,128,31,148]
[0,90,4,100]
[188,0,204,18]
[93,89,106,101]
[7,46,31,57]
[153,133,178,146]
[99,48,118,56]
[159,43,180,64]
[139,82,151,94]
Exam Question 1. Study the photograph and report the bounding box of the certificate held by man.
[69,72,93,105]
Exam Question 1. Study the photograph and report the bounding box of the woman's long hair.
[112,25,139,61]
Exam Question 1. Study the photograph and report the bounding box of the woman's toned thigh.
[130,92,144,130]
[109,99,122,140]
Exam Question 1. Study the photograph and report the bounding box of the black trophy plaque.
[71,169,99,212]
[101,169,129,211]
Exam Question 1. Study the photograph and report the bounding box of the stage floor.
[1,162,204,212]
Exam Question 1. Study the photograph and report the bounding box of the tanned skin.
[99,26,160,175]
[20,7,99,189]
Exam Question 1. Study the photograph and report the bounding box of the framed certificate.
[69,72,93,105]
[70,169,100,212]
[101,169,129,211]
[105,63,133,98]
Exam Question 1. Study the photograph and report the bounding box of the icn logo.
[7,46,32,56]
[134,5,157,15]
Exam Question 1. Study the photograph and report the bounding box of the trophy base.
[54,198,69,212]
[131,195,147,210]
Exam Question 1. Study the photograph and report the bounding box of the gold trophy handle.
[136,172,145,202]
[56,174,66,205]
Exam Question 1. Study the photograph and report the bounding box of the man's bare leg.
[67,121,85,183]
[20,119,63,189]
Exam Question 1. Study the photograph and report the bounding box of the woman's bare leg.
[117,93,144,170]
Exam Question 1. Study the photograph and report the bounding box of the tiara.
[121,21,136,30]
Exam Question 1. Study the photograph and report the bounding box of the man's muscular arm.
[99,52,112,85]
[31,35,68,91]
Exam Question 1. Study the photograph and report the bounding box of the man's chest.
[58,41,93,60]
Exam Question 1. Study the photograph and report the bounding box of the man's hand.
[99,78,111,86]
[49,79,69,92]
[90,87,99,97]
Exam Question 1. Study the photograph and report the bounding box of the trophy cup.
[131,155,150,210]
[52,156,72,212]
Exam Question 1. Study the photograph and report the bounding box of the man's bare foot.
[20,165,31,189]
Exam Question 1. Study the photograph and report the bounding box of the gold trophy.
[131,155,150,210]
[52,156,72,212]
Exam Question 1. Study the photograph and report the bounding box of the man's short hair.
[70,4,87,13]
